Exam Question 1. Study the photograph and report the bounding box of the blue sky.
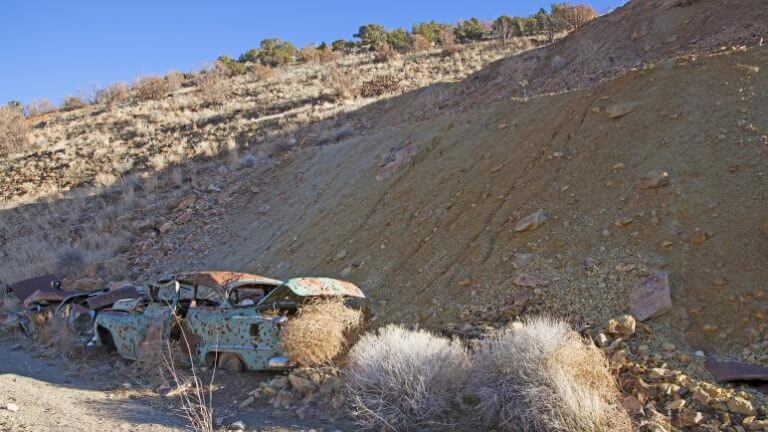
[0,0,626,105]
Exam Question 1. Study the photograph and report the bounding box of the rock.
[515,210,548,232]
[288,373,318,397]
[607,314,637,336]
[666,399,686,410]
[606,102,637,119]
[678,410,705,427]
[513,274,547,287]
[5,403,19,412]
[639,170,670,188]
[227,420,246,430]
[158,221,174,235]
[334,249,347,261]
[272,389,293,408]
[238,396,254,409]
[622,395,644,415]
[594,333,611,348]
[512,253,535,269]
[727,396,755,416]
[630,271,672,321]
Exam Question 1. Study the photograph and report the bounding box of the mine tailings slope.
[158,44,768,357]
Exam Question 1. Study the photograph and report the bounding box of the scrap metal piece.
[705,359,768,383]
[85,285,140,310]
[282,278,365,298]
[175,271,282,290]
[23,289,82,308]
[8,274,61,302]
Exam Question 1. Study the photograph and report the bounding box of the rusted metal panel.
[85,286,140,310]
[705,359,768,383]
[23,289,81,308]
[175,271,282,289]
[282,278,365,298]
[8,274,61,302]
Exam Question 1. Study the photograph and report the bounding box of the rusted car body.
[94,271,365,372]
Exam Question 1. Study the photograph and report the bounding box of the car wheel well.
[96,326,116,350]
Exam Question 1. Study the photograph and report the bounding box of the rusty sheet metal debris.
[23,289,81,308]
[705,359,768,383]
[175,271,283,289]
[283,278,365,298]
[8,274,61,302]
[85,286,140,310]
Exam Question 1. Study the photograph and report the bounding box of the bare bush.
[95,83,131,106]
[30,311,76,356]
[465,317,631,432]
[373,42,397,63]
[26,99,56,117]
[360,74,401,98]
[134,75,178,101]
[318,47,341,63]
[298,46,321,62]
[345,325,471,431]
[252,64,275,81]
[440,29,460,56]
[325,65,358,100]
[61,96,88,111]
[281,298,363,367]
[410,34,432,53]
[0,106,29,154]
[196,66,228,106]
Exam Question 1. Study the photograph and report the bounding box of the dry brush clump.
[0,106,29,154]
[134,75,180,101]
[325,65,359,100]
[345,325,471,431]
[280,298,363,367]
[196,66,229,106]
[95,82,131,106]
[360,74,401,98]
[465,317,631,432]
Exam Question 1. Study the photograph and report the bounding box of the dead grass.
[345,325,471,431]
[465,317,631,432]
[26,99,57,117]
[0,106,29,154]
[252,64,275,81]
[325,65,359,100]
[61,96,88,111]
[280,298,363,367]
[32,311,76,357]
[96,82,131,106]
[134,75,178,101]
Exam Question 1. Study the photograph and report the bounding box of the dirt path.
[0,337,352,432]
[0,337,183,432]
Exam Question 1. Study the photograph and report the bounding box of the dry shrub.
[345,325,471,431]
[252,64,275,81]
[196,66,228,106]
[410,34,432,53]
[34,311,76,356]
[465,317,631,432]
[325,65,358,100]
[61,96,88,111]
[360,74,401,98]
[374,42,397,63]
[318,47,341,63]
[0,291,20,313]
[0,106,29,154]
[95,82,131,106]
[26,99,56,117]
[440,29,460,56]
[281,298,362,367]
[298,46,321,62]
[134,75,178,101]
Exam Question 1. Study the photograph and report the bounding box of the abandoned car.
[93,271,365,372]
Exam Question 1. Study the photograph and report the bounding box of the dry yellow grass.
[280,298,363,367]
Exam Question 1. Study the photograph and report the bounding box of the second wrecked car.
[93,271,365,372]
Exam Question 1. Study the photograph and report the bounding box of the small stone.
[158,221,174,235]
[5,403,19,412]
[514,210,548,232]
[727,396,755,416]
[662,342,676,351]
[630,271,672,321]
[238,396,254,409]
[606,102,637,119]
[594,333,611,348]
[678,410,705,427]
[512,253,535,269]
[640,170,670,188]
[666,399,686,410]
[607,314,637,336]
[334,249,347,261]
[513,274,547,287]
[227,420,246,430]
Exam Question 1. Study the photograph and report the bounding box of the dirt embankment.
[131,42,767,361]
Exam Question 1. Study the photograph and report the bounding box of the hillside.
[1,0,767,401]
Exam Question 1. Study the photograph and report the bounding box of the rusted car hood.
[175,271,283,289]
[282,278,365,298]
[23,289,82,308]
[8,274,61,302]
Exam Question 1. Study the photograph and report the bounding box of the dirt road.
[0,337,350,431]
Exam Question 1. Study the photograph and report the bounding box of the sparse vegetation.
[0,106,29,154]
[134,75,179,101]
[196,65,228,105]
[465,318,631,432]
[61,96,88,111]
[95,82,131,106]
[25,99,56,117]
[360,74,401,98]
[280,298,363,367]
[326,65,359,100]
[216,55,248,76]
[345,325,471,431]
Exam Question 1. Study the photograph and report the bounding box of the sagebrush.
[280,298,363,367]
[0,106,29,154]
[465,317,631,432]
[345,325,471,431]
